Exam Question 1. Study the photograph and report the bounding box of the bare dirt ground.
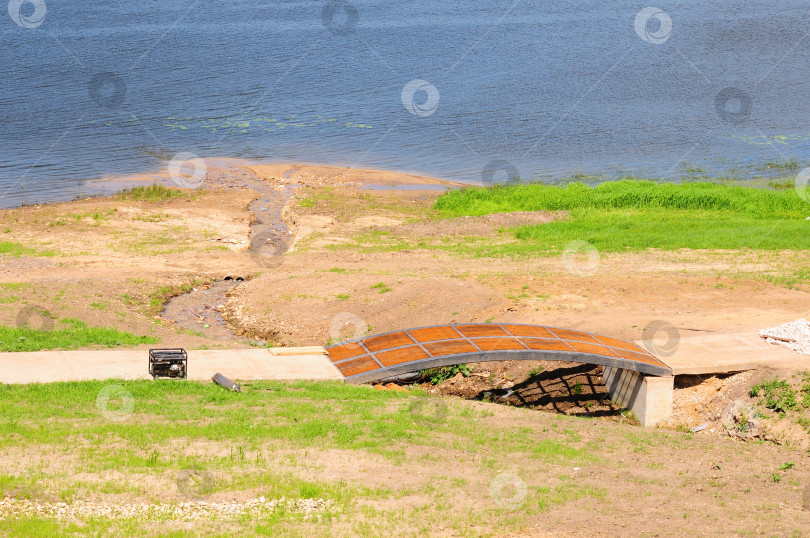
[3,161,810,533]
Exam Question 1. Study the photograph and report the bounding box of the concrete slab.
[0,348,342,384]
[269,346,326,356]
[636,331,810,375]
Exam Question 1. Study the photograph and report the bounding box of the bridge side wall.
[603,366,674,427]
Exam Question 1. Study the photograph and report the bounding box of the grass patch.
[133,212,172,223]
[420,364,471,384]
[756,267,810,290]
[0,283,31,291]
[535,481,607,512]
[0,380,601,533]
[0,318,158,352]
[120,277,212,316]
[0,379,596,463]
[436,179,809,217]
[296,187,439,223]
[749,378,808,414]
[0,379,793,535]
[370,282,392,294]
[0,242,55,258]
[126,227,194,256]
[116,185,197,202]
[434,180,810,254]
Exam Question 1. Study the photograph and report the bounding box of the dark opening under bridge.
[325,323,671,384]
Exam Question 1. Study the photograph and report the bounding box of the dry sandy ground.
[2,162,810,533]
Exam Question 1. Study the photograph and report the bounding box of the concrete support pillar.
[603,366,674,427]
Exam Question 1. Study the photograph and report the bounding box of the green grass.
[0,283,31,291]
[434,180,810,254]
[370,282,392,294]
[0,380,802,535]
[749,378,809,414]
[134,212,171,223]
[138,278,211,316]
[0,380,597,484]
[0,381,586,457]
[535,481,607,512]
[0,380,597,534]
[0,318,158,352]
[420,364,471,384]
[115,185,197,202]
[755,267,810,290]
[0,241,55,258]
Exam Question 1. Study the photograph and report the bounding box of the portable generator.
[148,348,188,379]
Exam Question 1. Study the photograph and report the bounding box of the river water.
[2,0,809,207]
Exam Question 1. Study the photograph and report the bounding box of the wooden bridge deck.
[326,323,671,383]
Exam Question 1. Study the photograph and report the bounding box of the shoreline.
[95,157,469,187]
[3,154,800,211]
[0,158,469,211]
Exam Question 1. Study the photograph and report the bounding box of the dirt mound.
[222,270,497,346]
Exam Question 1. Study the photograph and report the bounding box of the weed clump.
[749,378,800,414]
[421,364,471,384]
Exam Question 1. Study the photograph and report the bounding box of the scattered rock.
[721,400,762,439]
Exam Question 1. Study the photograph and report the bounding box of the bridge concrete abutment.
[603,366,673,427]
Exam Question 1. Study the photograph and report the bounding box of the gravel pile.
[760,318,810,355]
[0,496,333,521]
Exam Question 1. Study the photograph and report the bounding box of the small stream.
[161,163,293,342]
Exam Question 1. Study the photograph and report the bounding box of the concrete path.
[3,331,809,385]
[0,348,342,384]
[636,331,809,375]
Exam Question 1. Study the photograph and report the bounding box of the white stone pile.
[0,496,334,521]
[760,318,810,355]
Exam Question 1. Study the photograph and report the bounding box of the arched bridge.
[325,323,671,384]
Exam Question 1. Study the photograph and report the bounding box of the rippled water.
[2,0,809,207]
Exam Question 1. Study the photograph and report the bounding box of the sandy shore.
[84,158,467,196]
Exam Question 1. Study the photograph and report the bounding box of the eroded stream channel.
[161,164,294,342]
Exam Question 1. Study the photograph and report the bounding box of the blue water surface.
[1,0,809,206]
